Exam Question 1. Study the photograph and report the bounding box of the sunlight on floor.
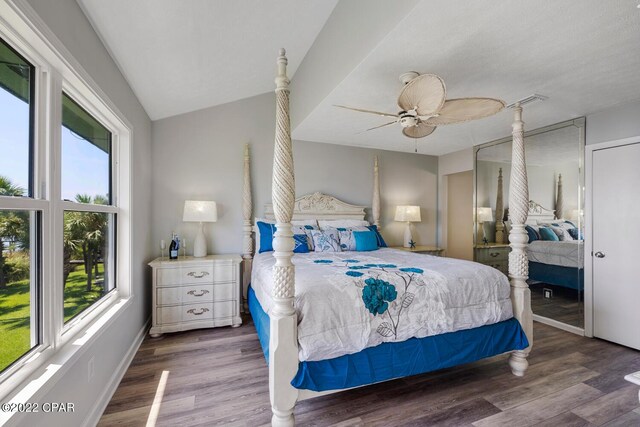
[146,370,170,427]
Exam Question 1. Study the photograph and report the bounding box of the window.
[0,37,39,374]
[0,39,33,196]
[61,93,117,324]
[0,9,131,393]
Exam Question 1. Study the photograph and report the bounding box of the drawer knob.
[490,252,500,257]
[187,307,209,316]
[187,271,210,279]
[187,289,210,297]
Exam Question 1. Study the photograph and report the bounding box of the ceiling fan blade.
[334,105,398,118]
[397,74,446,117]
[402,123,437,139]
[360,120,398,133]
[424,98,505,126]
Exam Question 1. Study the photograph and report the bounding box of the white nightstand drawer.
[476,247,509,263]
[157,284,215,305]
[213,282,235,301]
[157,264,234,286]
[157,301,235,325]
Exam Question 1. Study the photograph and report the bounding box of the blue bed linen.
[529,261,584,291]
[248,286,529,392]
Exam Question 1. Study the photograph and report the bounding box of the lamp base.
[403,222,413,248]
[193,222,207,257]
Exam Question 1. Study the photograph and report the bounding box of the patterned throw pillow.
[293,234,310,253]
[311,229,342,252]
[292,224,317,251]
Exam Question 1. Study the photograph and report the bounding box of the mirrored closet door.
[474,118,585,330]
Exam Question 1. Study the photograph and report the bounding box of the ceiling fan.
[335,72,506,139]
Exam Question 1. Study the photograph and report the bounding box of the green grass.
[0,263,105,372]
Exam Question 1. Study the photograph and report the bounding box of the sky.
[0,87,109,201]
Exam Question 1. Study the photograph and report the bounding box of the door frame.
[584,135,640,337]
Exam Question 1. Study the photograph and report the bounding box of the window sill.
[0,295,134,425]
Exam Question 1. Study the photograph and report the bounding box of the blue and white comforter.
[251,248,513,362]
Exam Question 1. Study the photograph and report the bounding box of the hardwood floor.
[99,318,640,426]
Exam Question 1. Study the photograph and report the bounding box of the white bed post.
[269,48,298,427]
[242,143,253,310]
[495,167,505,243]
[508,104,533,377]
[372,156,381,228]
[555,173,564,220]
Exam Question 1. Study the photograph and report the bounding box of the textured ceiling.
[293,0,640,155]
[78,0,338,120]
[79,0,640,155]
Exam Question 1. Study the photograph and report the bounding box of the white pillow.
[318,219,369,230]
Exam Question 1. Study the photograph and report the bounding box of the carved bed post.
[508,104,533,377]
[269,48,298,427]
[495,167,505,243]
[372,156,381,228]
[242,143,253,310]
[555,173,564,220]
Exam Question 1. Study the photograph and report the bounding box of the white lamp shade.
[395,205,421,222]
[183,200,218,223]
[476,207,494,223]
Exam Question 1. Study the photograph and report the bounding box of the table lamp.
[183,200,218,257]
[395,205,421,248]
[476,207,494,245]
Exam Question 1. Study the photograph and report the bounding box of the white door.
[592,142,640,349]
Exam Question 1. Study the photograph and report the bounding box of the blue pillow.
[354,231,378,251]
[539,227,559,241]
[525,225,539,243]
[567,228,583,240]
[257,221,277,253]
[366,225,387,247]
[293,234,310,253]
[564,220,577,228]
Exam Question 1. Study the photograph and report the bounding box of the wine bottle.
[169,232,179,260]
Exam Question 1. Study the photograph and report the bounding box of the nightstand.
[474,243,510,275]
[148,255,242,337]
[391,245,444,256]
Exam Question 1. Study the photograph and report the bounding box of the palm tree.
[0,176,26,289]
[63,194,108,291]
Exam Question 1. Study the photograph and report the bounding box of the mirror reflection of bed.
[474,119,585,330]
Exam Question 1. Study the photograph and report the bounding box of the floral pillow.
[310,229,341,252]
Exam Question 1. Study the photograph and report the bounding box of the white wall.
[152,92,439,253]
[586,99,640,145]
[13,1,153,426]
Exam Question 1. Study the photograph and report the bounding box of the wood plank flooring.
[99,318,640,426]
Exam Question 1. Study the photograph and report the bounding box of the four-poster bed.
[243,49,533,426]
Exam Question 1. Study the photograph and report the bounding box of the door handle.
[594,251,605,258]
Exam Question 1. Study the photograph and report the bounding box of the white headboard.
[526,200,555,225]
[264,192,366,221]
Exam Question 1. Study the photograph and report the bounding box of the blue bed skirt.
[248,286,528,392]
[529,261,584,291]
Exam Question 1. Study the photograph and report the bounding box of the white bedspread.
[251,248,513,362]
[527,240,583,269]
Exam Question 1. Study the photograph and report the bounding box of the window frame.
[0,0,133,402]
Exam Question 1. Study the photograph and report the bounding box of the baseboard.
[533,314,584,336]
[82,317,150,427]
